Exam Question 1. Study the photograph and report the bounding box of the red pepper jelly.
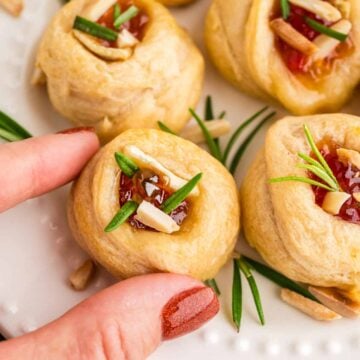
[119,171,189,231]
[273,2,353,77]
[311,144,360,224]
[97,0,149,48]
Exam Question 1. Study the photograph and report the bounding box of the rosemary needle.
[0,111,32,139]
[232,259,242,332]
[269,176,334,192]
[280,0,290,20]
[238,258,265,326]
[105,201,138,232]
[229,111,276,174]
[0,128,23,142]
[205,278,221,296]
[157,121,176,135]
[73,16,118,42]
[243,256,318,302]
[115,152,139,178]
[162,173,202,214]
[190,109,222,162]
[223,106,269,165]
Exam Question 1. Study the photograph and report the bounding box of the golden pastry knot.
[33,0,204,143]
[205,0,360,115]
[241,114,360,318]
[68,129,240,281]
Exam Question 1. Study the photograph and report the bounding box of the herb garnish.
[280,0,290,20]
[115,151,139,178]
[104,201,139,232]
[232,259,243,332]
[0,111,32,141]
[73,16,118,41]
[305,17,349,42]
[269,125,340,192]
[162,173,202,214]
[114,5,139,29]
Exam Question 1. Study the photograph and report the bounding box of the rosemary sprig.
[114,5,139,29]
[223,106,268,165]
[243,256,318,302]
[157,121,176,135]
[232,259,242,332]
[204,278,221,296]
[189,109,222,162]
[229,111,276,174]
[0,128,24,142]
[269,125,340,191]
[303,125,339,187]
[115,152,139,178]
[0,111,32,139]
[238,258,265,325]
[280,0,290,20]
[305,17,348,42]
[161,173,202,214]
[105,201,139,232]
[73,16,118,41]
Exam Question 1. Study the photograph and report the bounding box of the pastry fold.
[241,114,360,291]
[68,129,240,280]
[205,0,360,114]
[35,0,204,143]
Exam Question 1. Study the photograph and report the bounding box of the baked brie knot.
[205,0,360,115]
[34,0,204,143]
[68,129,240,280]
[241,114,360,295]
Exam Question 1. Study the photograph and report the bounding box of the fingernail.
[57,127,95,135]
[162,286,219,340]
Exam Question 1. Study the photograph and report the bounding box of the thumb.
[0,274,219,360]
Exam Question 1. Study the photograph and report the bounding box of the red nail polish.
[57,127,95,135]
[162,286,219,340]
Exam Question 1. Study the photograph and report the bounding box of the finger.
[0,274,219,360]
[0,128,99,212]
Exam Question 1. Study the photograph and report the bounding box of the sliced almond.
[81,0,117,21]
[289,0,342,22]
[0,0,23,16]
[309,286,360,318]
[345,127,360,152]
[322,191,351,215]
[73,30,132,61]
[271,18,318,56]
[312,20,352,61]
[117,29,139,49]
[337,148,360,169]
[31,67,47,86]
[135,201,180,234]
[69,259,95,291]
[329,0,351,19]
[123,145,199,196]
[281,288,341,321]
[180,120,231,144]
[353,193,360,202]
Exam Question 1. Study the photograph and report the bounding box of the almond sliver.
[312,20,352,61]
[135,201,180,234]
[322,191,351,215]
[81,0,117,21]
[281,288,341,321]
[0,0,23,16]
[180,120,231,144]
[271,18,318,56]
[309,286,360,319]
[289,0,342,22]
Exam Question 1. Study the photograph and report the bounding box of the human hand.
[0,128,219,359]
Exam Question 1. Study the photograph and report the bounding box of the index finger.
[0,128,99,212]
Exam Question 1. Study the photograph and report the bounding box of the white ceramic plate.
[1,0,360,359]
